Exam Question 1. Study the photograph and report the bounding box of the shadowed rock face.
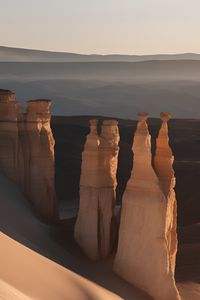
[75,119,119,260]
[154,112,178,274]
[0,90,20,183]
[0,90,57,221]
[19,99,57,220]
[114,113,181,300]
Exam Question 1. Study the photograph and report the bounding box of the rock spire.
[114,113,181,300]
[154,112,178,274]
[0,89,57,221]
[75,119,119,260]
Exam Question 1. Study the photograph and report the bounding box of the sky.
[1,0,200,54]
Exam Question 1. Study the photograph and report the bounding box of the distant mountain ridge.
[1,46,200,62]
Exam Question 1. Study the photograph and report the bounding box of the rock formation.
[20,100,57,220]
[74,119,100,260]
[75,119,119,260]
[0,89,57,221]
[98,120,119,258]
[114,113,181,300]
[0,89,20,183]
[154,112,177,274]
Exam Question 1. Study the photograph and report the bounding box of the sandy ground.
[0,233,123,300]
[0,174,199,300]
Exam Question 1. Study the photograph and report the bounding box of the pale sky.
[1,0,200,54]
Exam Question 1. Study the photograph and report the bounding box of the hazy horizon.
[1,0,200,55]
[1,45,200,56]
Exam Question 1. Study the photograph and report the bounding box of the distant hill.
[1,46,200,62]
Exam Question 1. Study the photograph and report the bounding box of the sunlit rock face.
[154,112,178,275]
[20,100,57,220]
[98,120,119,258]
[74,119,100,260]
[114,113,181,300]
[0,89,20,183]
[0,90,57,221]
[75,119,119,260]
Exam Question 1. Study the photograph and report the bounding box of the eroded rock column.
[114,113,181,300]
[154,112,178,274]
[0,89,20,183]
[74,120,100,260]
[98,120,119,258]
[75,119,119,260]
[22,100,57,220]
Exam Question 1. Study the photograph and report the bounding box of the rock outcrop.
[75,119,119,260]
[114,113,181,300]
[154,112,177,274]
[0,89,57,220]
[20,100,57,220]
[74,119,100,260]
[98,120,119,258]
[0,90,20,183]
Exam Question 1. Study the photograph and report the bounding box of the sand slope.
[0,232,124,300]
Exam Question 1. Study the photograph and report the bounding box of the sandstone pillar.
[114,113,181,300]
[98,120,119,258]
[0,89,20,183]
[75,119,119,260]
[22,100,57,220]
[154,112,178,274]
[74,119,100,260]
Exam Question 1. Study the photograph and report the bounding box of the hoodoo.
[74,119,100,260]
[98,120,119,258]
[114,113,181,300]
[20,100,57,220]
[75,119,119,260]
[0,89,57,221]
[154,112,178,274]
[0,89,20,183]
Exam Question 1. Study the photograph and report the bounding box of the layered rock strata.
[114,113,181,300]
[0,89,57,220]
[75,119,119,260]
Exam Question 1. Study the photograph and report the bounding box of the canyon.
[0,89,199,300]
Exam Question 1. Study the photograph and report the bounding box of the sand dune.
[0,233,122,300]
[0,280,32,300]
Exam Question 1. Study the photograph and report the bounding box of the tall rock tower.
[0,89,20,183]
[75,119,119,260]
[21,99,57,220]
[74,119,100,260]
[154,112,178,274]
[114,113,181,300]
[0,90,57,221]
[98,120,119,258]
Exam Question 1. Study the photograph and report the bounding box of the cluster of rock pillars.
[0,89,181,300]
